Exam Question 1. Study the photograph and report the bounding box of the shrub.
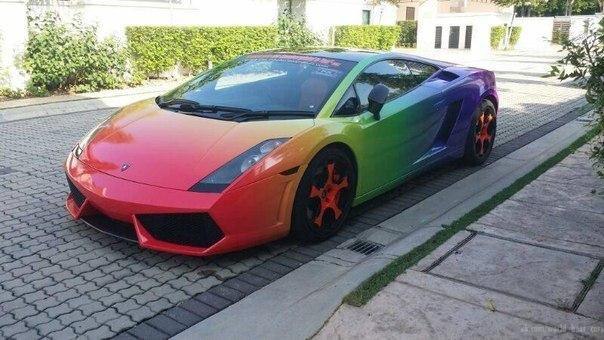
[277,11,319,48]
[550,18,604,176]
[22,12,127,95]
[126,26,278,78]
[490,26,506,49]
[509,26,522,47]
[552,27,569,44]
[334,25,402,50]
[397,21,417,48]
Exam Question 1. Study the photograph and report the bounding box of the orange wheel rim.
[475,111,495,157]
[308,162,349,228]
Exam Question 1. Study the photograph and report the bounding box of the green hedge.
[490,26,522,49]
[126,26,278,78]
[509,26,522,47]
[397,21,417,48]
[490,26,506,49]
[334,25,401,50]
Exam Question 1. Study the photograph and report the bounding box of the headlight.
[189,138,289,193]
[72,113,116,159]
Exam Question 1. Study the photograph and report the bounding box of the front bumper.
[65,153,299,256]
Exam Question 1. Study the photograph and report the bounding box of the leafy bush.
[550,18,604,176]
[334,25,401,50]
[277,11,319,48]
[397,21,417,48]
[490,26,506,49]
[126,26,278,78]
[552,27,569,44]
[490,25,521,49]
[23,12,127,95]
[509,26,522,47]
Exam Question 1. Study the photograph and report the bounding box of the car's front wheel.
[463,99,497,166]
[291,147,356,242]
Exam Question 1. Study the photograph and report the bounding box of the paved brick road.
[0,54,587,339]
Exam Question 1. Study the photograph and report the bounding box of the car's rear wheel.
[463,99,497,166]
[291,147,356,242]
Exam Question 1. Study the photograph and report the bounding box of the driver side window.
[354,60,409,108]
[353,59,437,108]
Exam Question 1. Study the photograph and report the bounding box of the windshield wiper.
[226,110,316,122]
[157,97,252,114]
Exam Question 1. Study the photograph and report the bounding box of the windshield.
[160,53,356,116]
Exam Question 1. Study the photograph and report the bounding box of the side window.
[333,86,360,116]
[354,60,408,107]
[354,59,437,108]
[400,60,439,89]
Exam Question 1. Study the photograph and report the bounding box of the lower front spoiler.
[80,213,138,243]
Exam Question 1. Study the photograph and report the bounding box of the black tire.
[291,147,356,242]
[463,99,497,166]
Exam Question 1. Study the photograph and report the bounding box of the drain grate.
[346,240,383,255]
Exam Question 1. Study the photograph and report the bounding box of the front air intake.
[137,213,224,248]
[66,175,86,207]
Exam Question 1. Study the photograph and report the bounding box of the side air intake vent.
[435,70,459,82]
[137,213,224,248]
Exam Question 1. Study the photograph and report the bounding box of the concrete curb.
[0,81,180,123]
[172,115,590,340]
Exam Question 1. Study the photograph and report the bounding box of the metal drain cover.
[346,240,383,256]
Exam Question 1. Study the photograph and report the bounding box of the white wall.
[513,14,603,51]
[0,0,28,89]
[417,11,508,57]
[304,0,398,42]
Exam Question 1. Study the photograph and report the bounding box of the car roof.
[261,48,454,69]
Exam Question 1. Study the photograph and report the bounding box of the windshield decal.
[248,53,347,70]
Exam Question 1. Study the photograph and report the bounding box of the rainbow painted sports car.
[65,49,497,256]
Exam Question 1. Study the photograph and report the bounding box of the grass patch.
[343,126,599,307]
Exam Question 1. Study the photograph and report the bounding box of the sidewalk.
[0,80,181,122]
[316,145,603,339]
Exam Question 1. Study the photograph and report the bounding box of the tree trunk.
[504,9,516,50]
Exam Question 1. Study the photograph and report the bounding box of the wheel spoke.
[309,185,322,199]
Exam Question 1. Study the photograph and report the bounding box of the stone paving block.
[145,315,188,336]
[469,199,604,258]
[47,326,78,340]
[540,161,604,190]
[510,178,604,215]
[577,282,603,321]
[430,235,598,309]
[207,284,246,302]
[194,292,231,310]
[179,298,218,319]
[128,323,169,340]
[163,307,201,327]
[81,325,115,339]
[105,315,135,333]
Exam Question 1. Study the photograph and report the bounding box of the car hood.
[78,99,314,190]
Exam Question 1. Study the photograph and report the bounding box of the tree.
[551,19,604,176]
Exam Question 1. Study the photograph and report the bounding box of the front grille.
[66,175,86,207]
[137,213,224,248]
[81,214,138,243]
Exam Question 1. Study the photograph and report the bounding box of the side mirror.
[367,84,389,120]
